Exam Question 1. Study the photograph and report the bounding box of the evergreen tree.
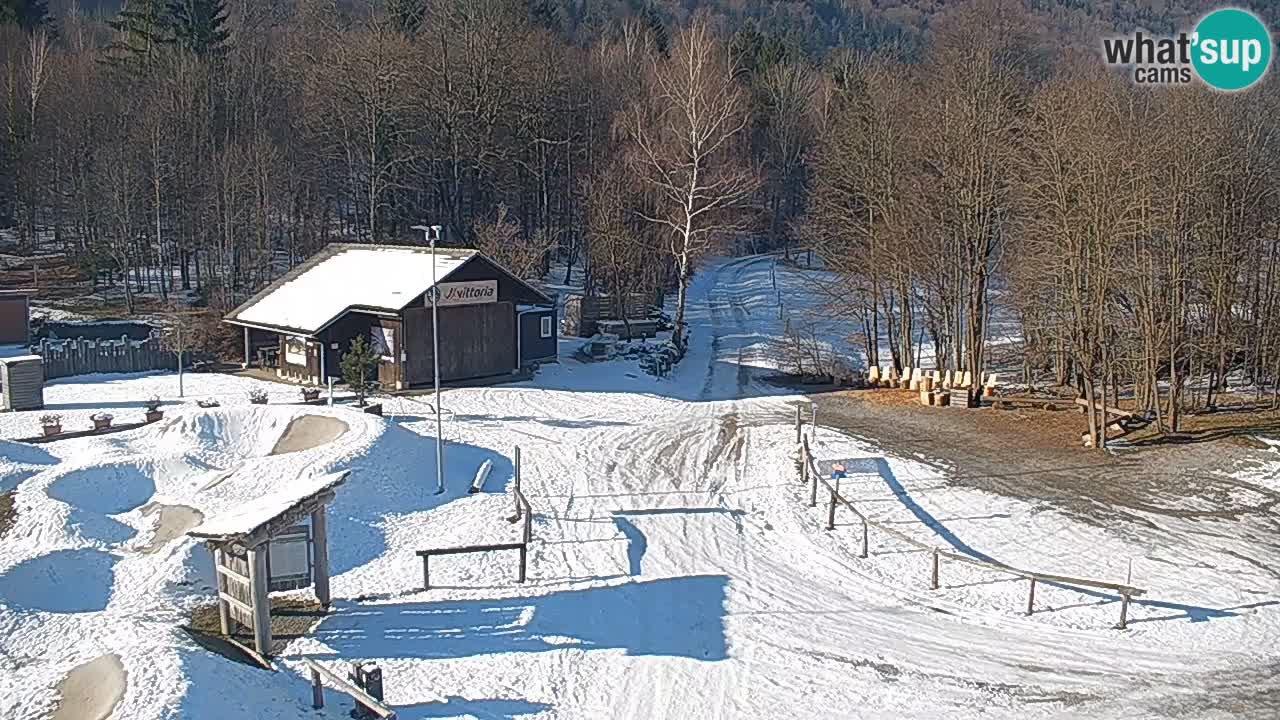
[641,4,668,56]
[104,0,172,68]
[388,0,426,35]
[0,0,52,32]
[529,0,562,33]
[167,0,230,56]
[341,335,380,407]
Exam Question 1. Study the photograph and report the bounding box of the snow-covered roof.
[0,354,42,364]
[226,244,478,335]
[189,469,351,541]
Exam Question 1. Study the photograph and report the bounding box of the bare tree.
[624,18,759,352]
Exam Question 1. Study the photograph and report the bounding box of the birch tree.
[624,18,758,351]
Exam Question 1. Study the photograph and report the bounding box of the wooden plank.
[1073,398,1133,418]
[416,542,526,557]
[218,591,255,616]
[215,564,251,586]
[301,658,397,719]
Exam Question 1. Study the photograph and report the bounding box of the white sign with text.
[435,280,498,307]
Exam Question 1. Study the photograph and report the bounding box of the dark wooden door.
[403,302,515,384]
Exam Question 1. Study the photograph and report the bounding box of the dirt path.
[269,415,348,456]
[51,654,126,720]
[139,503,204,554]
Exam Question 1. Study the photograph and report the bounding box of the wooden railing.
[302,657,396,719]
[417,449,534,590]
[800,434,1147,628]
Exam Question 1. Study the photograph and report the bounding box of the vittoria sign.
[435,280,497,307]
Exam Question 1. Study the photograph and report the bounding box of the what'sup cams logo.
[1103,8,1272,91]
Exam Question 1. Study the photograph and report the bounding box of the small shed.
[0,355,44,411]
[188,470,350,658]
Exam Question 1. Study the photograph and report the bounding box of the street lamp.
[412,224,446,496]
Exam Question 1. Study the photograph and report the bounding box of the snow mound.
[151,408,295,459]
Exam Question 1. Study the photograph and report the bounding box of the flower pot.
[362,403,383,416]
[145,410,163,423]
[93,418,111,430]
[42,424,61,437]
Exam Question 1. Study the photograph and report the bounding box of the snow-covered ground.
[1,255,1278,719]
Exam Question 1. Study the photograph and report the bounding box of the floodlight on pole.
[412,224,446,496]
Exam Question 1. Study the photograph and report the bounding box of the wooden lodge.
[224,244,557,389]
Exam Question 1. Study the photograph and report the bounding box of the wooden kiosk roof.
[189,470,350,547]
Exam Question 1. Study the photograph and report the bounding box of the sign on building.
[435,280,497,307]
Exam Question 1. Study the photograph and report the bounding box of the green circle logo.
[1192,9,1272,91]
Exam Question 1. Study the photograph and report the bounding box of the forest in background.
[4,0,1280,446]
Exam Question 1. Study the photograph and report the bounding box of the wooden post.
[514,446,523,519]
[827,489,837,531]
[801,449,808,486]
[247,545,272,657]
[861,522,869,559]
[1119,593,1130,629]
[518,544,528,583]
[809,464,818,508]
[311,506,331,608]
[523,506,532,544]
[810,404,817,430]
[422,554,431,590]
[1026,578,1036,616]
[930,550,939,590]
[311,668,324,709]
[795,406,802,443]
[213,547,231,635]
[242,327,251,369]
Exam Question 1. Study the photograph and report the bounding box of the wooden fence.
[797,424,1147,628]
[416,447,534,590]
[36,336,173,379]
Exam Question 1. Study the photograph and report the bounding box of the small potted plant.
[301,387,321,404]
[40,413,62,437]
[144,396,163,423]
[91,412,114,431]
[248,388,269,405]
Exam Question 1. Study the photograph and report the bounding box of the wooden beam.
[301,658,396,719]
[311,506,331,608]
[214,548,232,635]
[247,546,272,657]
[217,591,255,616]
[215,563,251,586]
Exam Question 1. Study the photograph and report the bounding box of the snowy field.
[0,255,1278,719]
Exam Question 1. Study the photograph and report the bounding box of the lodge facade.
[224,244,557,389]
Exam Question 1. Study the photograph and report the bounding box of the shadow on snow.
[310,575,729,662]
[854,452,1271,624]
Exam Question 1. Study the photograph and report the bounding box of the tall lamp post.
[412,224,446,495]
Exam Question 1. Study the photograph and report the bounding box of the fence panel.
[36,336,174,380]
